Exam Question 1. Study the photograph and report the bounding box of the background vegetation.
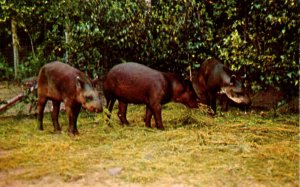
[0,0,299,94]
[0,1,299,185]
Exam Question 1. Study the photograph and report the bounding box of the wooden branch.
[0,93,25,112]
[0,80,37,113]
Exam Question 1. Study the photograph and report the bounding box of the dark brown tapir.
[37,61,102,135]
[103,62,199,130]
[194,57,251,114]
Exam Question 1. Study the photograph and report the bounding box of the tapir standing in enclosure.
[103,62,199,130]
[195,57,251,114]
[37,61,102,135]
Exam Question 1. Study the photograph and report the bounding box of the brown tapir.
[37,61,102,135]
[194,57,251,114]
[103,62,199,130]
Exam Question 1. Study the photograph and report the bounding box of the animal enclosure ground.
[0,101,299,186]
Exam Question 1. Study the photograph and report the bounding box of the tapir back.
[195,57,251,113]
[37,61,102,135]
[104,62,167,104]
[38,61,85,101]
[38,61,102,112]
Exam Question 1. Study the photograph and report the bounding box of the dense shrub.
[0,55,13,80]
[0,0,298,95]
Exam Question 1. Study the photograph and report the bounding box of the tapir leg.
[51,100,61,132]
[220,94,229,111]
[209,93,217,114]
[37,96,47,131]
[71,105,81,135]
[66,104,81,135]
[118,101,129,125]
[149,103,164,130]
[144,106,152,128]
[106,98,116,124]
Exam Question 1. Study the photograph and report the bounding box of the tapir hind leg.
[51,100,61,132]
[118,101,129,125]
[37,96,47,131]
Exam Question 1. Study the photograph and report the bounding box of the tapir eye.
[85,95,93,102]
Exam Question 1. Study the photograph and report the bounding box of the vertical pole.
[11,19,19,79]
[64,0,71,64]
[65,28,69,63]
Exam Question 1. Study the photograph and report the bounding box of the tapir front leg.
[144,106,152,128]
[150,103,164,130]
[66,103,81,135]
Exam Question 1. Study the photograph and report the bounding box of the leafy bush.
[17,46,48,80]
[0,0,298,95]
[0,56,13,80]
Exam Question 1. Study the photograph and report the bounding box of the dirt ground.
[1,164,266,187]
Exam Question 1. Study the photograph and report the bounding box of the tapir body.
[37,61,102,135]
[103,62,199,129]
[195,57,251,114]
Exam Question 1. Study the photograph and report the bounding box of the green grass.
[0,103,299,186]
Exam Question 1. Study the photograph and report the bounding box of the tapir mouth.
[227,96,251,105]
[221,87,251,105]
[84,102,103,113]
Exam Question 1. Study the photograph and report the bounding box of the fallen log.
[0,77,37,113]
[0,93,24,112]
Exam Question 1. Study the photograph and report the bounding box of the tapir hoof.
[53,130,62,134]
[156,126,165,130]
[121,120,130,126]
[68,129,79,136]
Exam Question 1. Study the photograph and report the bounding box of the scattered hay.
[0,103,299,186]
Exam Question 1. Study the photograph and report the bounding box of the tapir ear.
[91,75,99,87]
[76,76,84,90]
[230,75,236,86]
[241,74,247,80]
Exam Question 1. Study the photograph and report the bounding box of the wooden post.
[11,19,19,79]
[64,0,71,63]
[65,27,69,63]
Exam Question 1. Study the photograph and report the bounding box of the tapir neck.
[221,72,231,86]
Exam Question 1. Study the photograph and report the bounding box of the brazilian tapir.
[103,62,199,130]
[37,61,102,135]
[195,57,251,114]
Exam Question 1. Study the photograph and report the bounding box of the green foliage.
[0,0,298,94]
[17,47,46,80]
[0,56,13,80]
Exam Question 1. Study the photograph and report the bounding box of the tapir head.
[170,74,199,108]
[221,75,251,106]
[76,76,103,113]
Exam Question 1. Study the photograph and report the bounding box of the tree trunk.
[11,19,19,79]
[65,27,70,63]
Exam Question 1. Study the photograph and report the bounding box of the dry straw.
[0,103,298,186]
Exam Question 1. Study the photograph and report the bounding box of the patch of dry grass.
[0,103,299,186]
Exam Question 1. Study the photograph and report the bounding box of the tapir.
[37,61,102,135]
[195,57,251,114]
[103,62,199,130]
